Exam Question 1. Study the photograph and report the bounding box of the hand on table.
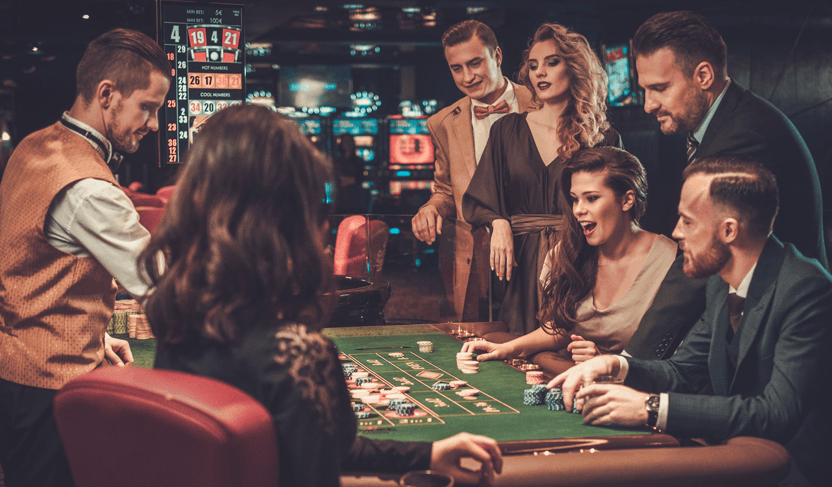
[547,355,619,412]
[460,340,511,362]
[578,384,649,428]
[567,335,599,364]
[430,432,503,486]
[490,219,516,281]
[411,205,443,245]
[104,333,133,366]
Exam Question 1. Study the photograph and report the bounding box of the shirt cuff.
[657,393,669,431]
[614,355,629,380]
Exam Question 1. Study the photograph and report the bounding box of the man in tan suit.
[412,20,537,321]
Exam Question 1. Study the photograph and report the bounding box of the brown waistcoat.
[0,122,118,389]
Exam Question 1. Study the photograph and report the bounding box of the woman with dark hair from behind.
[463,147,677,373]
[139,105,502,487]
[462,22,623,335]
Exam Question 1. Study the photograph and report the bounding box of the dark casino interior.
[2,0,830,327]
[1,1,831,485]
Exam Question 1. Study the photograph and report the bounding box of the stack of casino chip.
[355,377,372,386]
[351,402,364,412]
[342,363,357,380]
[522,384,548,406]
[387,352,405,359]
[456,388,479,398]
[355,410,371,419]
[526,370,544,385]
[456,352,473,369]
[395,402,416,416]
[128,314,154,339]
[431,381,450,391]
[449,380,467,389]
[545,388,565,411]
[572,396,581,414]
[388,397,408,408]
[417,341,433,353]
[459,360,479,374]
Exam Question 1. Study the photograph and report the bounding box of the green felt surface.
[119,327,646,443]
[331,331,646,443]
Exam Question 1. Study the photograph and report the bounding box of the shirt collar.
[470,77,515,108]
[729,261,757,298]
[61,112,113,161]
[691,79,731,144]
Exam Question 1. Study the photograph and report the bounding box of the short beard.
[682,230,730,279]
[661,88,709,135]
[106,102,140,154]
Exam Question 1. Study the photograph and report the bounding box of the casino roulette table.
[329,323,790,487]
[120,322,790,486]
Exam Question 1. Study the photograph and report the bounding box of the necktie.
[686,132,699,163]
[727,292,746,333]
[473,100,510,120]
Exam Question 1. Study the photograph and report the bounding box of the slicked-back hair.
[633,11,728,79]
[441,20,499,55]
[517,23,610,160]
[683,154,779,239]
[76,28,171,105]
[538,147,648,333]
[139,105,334,347]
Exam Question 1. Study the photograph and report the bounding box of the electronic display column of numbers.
[160,2,244,164]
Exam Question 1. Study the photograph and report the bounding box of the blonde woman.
[463,23,621,334]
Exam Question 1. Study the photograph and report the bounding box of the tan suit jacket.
[421,81,537,318]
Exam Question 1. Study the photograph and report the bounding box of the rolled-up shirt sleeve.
[44,178,152,300]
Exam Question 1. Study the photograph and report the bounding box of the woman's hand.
[490,219,516,281]
[104,333,133,366]
[430,432,503,486]
[567,335,599,364]
[460,340,512,362]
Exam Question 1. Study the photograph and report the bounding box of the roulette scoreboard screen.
[158,2,245,164]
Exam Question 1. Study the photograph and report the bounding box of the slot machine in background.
[294,116,329,155]
[331,118,380,195]
[386,116,434,198]
[158,2,244,165]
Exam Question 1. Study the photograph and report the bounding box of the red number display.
[187,28,207,47]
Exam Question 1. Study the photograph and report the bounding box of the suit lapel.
[697,81,743,158]
[450,97,477,179]
[729,238,785,392]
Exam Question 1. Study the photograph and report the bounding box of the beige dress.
[540,234,677,356]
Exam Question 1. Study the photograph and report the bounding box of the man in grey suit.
[551,154,832,487]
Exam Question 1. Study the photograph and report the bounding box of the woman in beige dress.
[462,147,676,366]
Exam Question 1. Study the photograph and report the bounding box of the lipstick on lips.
[580,221,596,237]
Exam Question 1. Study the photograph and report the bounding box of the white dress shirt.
[470,77,519,165]
[43,113,152,300]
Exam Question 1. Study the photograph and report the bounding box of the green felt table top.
[118,325,648,443]
[330,329,647,443]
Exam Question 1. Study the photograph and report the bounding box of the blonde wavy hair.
[518,23,610,159]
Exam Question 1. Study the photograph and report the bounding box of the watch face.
[647,395,661,411]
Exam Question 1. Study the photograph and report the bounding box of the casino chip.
[572,396,581,414]
[355,411,371,419]
[545,388,565,411]
[431,381,450,391]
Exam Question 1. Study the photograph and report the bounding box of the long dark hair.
[537,147,647,334]
[139,105,334,347]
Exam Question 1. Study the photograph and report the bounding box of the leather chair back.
[54,367,279,487]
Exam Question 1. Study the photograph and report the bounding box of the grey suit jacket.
[626,237,832,487]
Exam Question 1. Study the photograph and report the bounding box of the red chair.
[135,206,165,233]
[128,181,144,193]
[54,367,279,487]
[129,193,166,208]
[156,185,177,202]
[333,215,389,277]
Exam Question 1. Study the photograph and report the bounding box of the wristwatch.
[645,394,661,430]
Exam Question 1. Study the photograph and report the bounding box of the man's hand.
[460,340,511,362]
[430,432,503,486]
[104,333,133,366]
[547,355,619,412]
[411,205,443,245]
[567,335,599,364]
[490,219,516,281]
[578,385,649,428]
